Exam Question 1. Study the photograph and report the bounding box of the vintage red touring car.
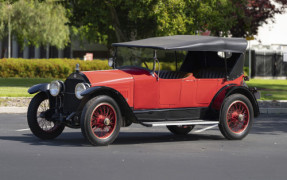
[27,35,260,146]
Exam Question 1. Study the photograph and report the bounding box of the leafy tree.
[229,0,287,37]
[0,1,9,40]
[0,0,70,49]
[64,0,196,45]
[65,0,287,44]
[184,0,239,37]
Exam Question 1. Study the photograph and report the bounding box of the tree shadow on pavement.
[0,132,87,147]
[114,132,224,145]
[1,115,285,146]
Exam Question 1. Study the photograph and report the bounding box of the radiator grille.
[63,73,89,113]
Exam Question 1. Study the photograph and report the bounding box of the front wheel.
[167,125,195,135]
[81,95,122,146]
[219,94,254,140]
[27,92,65,140]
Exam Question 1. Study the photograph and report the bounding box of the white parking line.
[194,124,218,133]
[16,128,30,132]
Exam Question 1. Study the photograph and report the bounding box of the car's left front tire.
[81,95,122,146]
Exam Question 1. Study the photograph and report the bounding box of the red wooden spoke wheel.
[81,95,122,146]
[90,103,117,139]
[219,94,254,140]
[226,101,249,134]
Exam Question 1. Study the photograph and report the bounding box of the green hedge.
[0,58,178,78]
[0,58,249,78]
[0,58,111,78]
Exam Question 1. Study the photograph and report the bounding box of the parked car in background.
[27,35,260,146]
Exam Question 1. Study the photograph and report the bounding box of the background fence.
[245,50,287,78]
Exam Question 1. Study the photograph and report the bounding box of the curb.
[259,108,287,114]
[258,100,287,108]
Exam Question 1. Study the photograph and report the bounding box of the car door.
[159,79,182,108]
[132,70,160,110]
[195,79,220,106]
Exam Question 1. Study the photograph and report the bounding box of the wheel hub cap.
[104,118,110,126]
[238,114,244,122]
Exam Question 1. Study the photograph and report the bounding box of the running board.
[140,120,219,127]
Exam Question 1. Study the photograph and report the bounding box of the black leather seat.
[194,68,226,78]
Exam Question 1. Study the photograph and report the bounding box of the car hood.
[82,69,134,86]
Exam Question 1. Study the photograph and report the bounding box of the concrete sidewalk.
[0,107,27,114]
[1,100,287,114]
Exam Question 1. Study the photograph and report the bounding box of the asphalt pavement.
[0,113,287,180]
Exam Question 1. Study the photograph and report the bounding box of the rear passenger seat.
[193,68,227,78]
[155,69,227,79]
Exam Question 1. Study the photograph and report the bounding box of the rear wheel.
[167,125,195,135]
[27,92,65,140]
[81,95,122,146]
[219,94,253,140]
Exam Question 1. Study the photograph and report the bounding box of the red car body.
[82,69,243,109]
[27,35,260,146]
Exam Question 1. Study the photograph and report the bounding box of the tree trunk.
[106,2,127,42]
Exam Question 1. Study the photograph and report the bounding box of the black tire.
[81,95,122,146]
[219,94,254,140]
[27,92,65,140]
[167,125,195,135]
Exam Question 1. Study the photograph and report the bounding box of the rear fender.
[210,85,260,117]
[210,84,236,111]
[225,86,260,117]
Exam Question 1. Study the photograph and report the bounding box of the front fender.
[80,86,128,108]
[80,86,110,96]
[28,83,49,94]
[79,86,135,126]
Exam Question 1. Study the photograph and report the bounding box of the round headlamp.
[75,83,89,99]
[49,81,61,97]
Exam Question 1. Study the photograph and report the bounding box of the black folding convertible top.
[112,35,247,53]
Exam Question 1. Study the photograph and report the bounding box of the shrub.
[0,58,111,78]
[0,58,249,78]
[0,58,179,78]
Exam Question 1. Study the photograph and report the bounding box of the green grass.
[0,77,286,100]
[0,78,57,97]
[246,79,287,100]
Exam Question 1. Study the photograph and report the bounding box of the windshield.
[115,47,155,70]
[114,47,187,71]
